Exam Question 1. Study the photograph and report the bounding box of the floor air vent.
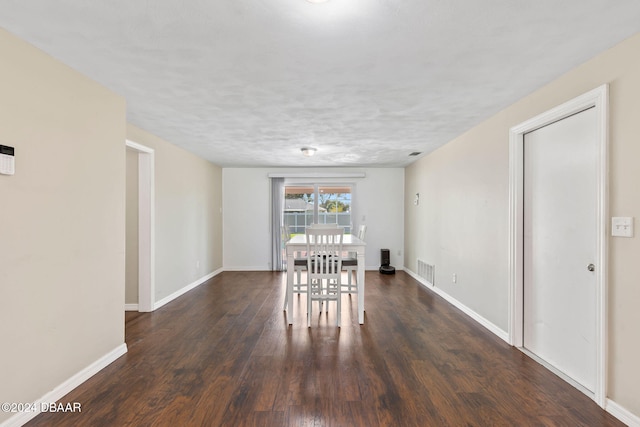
[417,259,435,285]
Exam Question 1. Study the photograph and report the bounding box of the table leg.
[286,252,294,325]
[357,251,365,324]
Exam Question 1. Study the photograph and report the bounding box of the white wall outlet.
[612,217,634,238]
[452,273,457,283]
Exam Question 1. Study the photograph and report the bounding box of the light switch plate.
[611,217,633,238]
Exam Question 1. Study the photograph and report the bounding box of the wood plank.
[26,271,623,426]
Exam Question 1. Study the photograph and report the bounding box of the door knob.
[587,264,595,272]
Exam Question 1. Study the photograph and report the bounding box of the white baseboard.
[153,268,223,310]
[404,267,510,343]
[223,266,272,271]
[1,344,127,427]
[607,399,640,427]
[124,303,139,311]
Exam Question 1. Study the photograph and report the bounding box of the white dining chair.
[283,223,340,310]
[309,223,339,228]
[342,224,366,294]
[306,226,344,327]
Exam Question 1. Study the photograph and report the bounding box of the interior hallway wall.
[126,125,223,303]
[0,29,126,423]
[404,32,640,418]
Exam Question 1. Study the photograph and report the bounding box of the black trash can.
[379,249,395,274]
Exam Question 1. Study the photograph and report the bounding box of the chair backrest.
[305,227,344,277]
[309,223,339,229]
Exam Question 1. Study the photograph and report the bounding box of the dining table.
[285,233,366,324]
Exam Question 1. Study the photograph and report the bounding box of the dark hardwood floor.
[27,271,622,426]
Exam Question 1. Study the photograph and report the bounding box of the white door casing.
[508,85,608,406]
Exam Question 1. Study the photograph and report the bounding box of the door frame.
[507,85,608,406]
[126,140,155,312]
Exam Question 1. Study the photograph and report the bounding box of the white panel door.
[523,107,597,392]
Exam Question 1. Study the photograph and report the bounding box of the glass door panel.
[318,186,352,234]
[284,184,352,235]
[284,186,314,236]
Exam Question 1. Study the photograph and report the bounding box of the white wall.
[223,168,404,270]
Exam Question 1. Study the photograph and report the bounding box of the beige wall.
[126,125,223,302]
[0,28,126,423]
[0,29,223,423]
[405,33,640,416]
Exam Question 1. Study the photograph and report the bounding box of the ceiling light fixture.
[301,147,317,157]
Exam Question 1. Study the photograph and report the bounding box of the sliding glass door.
[284,184,352,236]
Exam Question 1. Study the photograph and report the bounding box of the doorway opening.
[125,140,155,312]
[508,85,608,406]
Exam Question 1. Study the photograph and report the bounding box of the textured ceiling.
[1,1,640,167]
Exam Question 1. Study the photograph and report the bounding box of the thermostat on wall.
[0,145,15,175]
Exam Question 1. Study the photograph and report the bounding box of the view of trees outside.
[284,185,352,234]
